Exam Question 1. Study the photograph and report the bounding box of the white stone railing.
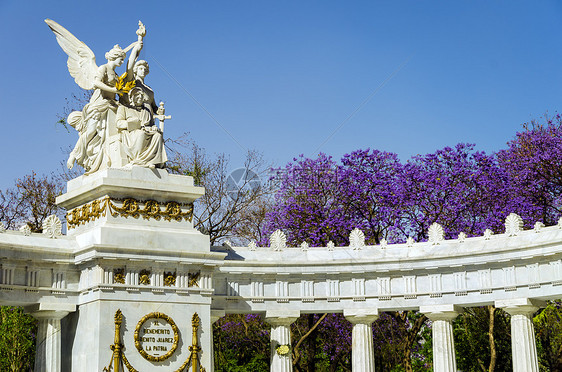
[213,216,562,313]
[211,215,562,372]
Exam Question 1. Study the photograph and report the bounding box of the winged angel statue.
[46,19,168,175]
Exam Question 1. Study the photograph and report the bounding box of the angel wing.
[45,19,98,90]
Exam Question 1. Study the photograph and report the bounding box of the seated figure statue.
[116,87,168,169]
[47,19,170,174]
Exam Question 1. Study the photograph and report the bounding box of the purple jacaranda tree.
[265,153,354,247]
[339,149,404,245]
[219,119,562,370]
[213,314,270,371]
[399,143,533,242]
[497,114,562,226]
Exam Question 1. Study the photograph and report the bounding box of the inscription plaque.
[134,312,180,362]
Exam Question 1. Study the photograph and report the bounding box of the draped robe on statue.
[115,103,167,168]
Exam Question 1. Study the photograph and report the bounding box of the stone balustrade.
[1,209,562,371]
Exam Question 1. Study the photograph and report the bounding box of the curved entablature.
[213,217,562,314]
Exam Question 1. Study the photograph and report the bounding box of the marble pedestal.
[54,168,225,371]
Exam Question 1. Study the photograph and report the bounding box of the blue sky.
[1,1,561,190]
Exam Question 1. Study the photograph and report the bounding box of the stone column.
[210,310,226,372]
[265,310,300,372]
[344,309,379,372]
[420,305,461,372]
[28,303,75,372]
[496,298,545,372]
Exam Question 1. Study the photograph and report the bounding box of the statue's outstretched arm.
[126,41,143,77]
[125,21,146,78]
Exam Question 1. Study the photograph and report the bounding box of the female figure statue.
[46,19,145,174]
[66,45,126,173]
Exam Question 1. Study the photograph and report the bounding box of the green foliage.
[534,300,562,371]
[213,314,270,371]
[454,306,512,372]
[0,307,37,372]
[214,349,269,372]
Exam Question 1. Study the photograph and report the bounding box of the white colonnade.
[30,304,75,372]
[258,299,543,372]
[344,309,379,372]
[266,311,300,372]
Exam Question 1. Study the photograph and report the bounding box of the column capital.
[495,298,546,316]
[420,304,462,321]
[26,303,76,320]
[211,309,226,324]
[344,309,379,324]
[265,310,300,326]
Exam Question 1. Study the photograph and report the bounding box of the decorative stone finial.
[248,241,257,251]
[379,238,388,249]
[349,228,365,250]
[300,241,309,251]
[428,223,444,245]
[327,241,335,251]
[406,236,415,247]
[534,221,545,233]
[457,232,467,243]
[42,215,62,239]
[483,229,493,240]
[505,213,524,236]
[19,224,31,236]
[270,230,287,251]
[0,222,5,233]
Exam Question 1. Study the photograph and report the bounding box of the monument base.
[53,168,224,371]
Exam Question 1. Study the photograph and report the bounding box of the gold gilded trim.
[66,197,194,229]
[114,268,125,284]
[107,198,193,222]
[139,270,151,285]
[164,272,177,287]
[134,312,180,362]
[105,309,205,372]
[66,197,108,228]
[188,272,200,287]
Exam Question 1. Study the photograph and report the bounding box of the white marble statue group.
[46,19,170,174]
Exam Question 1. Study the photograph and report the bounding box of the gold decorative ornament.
[188,271,200,287]
[112,310,124,371]
[276,344,291,356]
[107,198,193,222]
[105,309,205,372]
[66,197,194,229]
[66,197,108,228]
[134,312,180,362]
[115,72,136,96]
[164,272,176,286]
[139,270,150,285]
[114,268,125,284]
[173,313,205,372]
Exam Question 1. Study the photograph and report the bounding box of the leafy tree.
[0,307,37,372]
[265,153,351,246]
[497,113,562,226]
[167,137,274,245]
[340,149,404,245]
[214,314,270,371]
[0,172,65,232]
[534,300,562,371]
[454,306,512,372]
